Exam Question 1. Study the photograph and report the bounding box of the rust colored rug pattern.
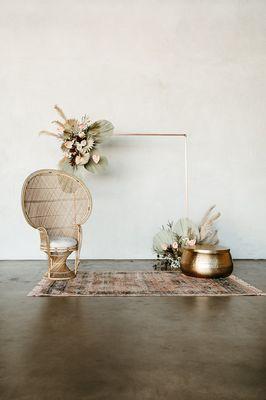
[28,271,265,297]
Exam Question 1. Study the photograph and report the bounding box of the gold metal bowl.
[180,245,233,278]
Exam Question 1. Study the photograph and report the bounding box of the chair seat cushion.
[49,236,77,249]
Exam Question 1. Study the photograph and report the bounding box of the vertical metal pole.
[184,135,189,218]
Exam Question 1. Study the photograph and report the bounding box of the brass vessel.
[180,245,233,278]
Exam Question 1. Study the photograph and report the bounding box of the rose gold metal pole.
[114,132,189,217]
[184,134,189,217]
[114,133,186,137]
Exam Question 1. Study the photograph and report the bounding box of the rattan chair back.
[22,169,92,238]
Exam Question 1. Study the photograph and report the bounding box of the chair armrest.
[37,227,52,277]
[37,227,50,253]
[73,225,82,246]
[74,225,83,275]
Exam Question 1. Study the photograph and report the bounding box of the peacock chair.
[21,169,92,280]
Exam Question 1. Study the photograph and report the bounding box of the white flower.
[79,147,87,155]
[187,239,196,247]
[172,242,178,249]
[64,140,74,149]
[161,243,168,251]
[75,153,90,165]
[64,151,71,159]
[86,138,94,150]
[80,153,90,165]
[78,131,86,138]
[75,155,82,165]
[92,153,100,164]
[81,139,87,147]
[76,143,83,152]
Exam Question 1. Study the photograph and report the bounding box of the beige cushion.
[49,236,77,249]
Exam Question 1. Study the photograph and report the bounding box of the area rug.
[28,271,265,297]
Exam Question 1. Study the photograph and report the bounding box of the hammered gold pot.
[180,245,233,278]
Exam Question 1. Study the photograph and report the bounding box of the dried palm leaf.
[58,157,74,173]
[89,120,114,143]
[173,218,199,240]
[153,229,176,254]
[58,157,84,176]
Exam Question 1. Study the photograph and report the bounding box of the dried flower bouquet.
[40,105,114,175]
[153,205,221,270]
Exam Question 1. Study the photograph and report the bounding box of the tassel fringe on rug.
[28,271,265,297]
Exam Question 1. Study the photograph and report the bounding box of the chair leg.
[45,250,75,280]
[47,252,52,279]
[74,249,80,275]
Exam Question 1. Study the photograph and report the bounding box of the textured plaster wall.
[0,0,265,259]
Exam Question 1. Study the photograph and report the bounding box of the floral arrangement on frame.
[153,205,221,270]
[40,105,114,175]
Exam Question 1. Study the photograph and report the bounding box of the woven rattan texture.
[22,170,92,239]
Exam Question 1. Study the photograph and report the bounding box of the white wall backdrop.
[0,0,265,259]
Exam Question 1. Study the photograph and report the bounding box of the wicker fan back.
[22,169,92,237]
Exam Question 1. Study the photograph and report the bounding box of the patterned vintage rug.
[28,271,265,297]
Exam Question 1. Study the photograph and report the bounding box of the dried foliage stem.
[54,104,67,121]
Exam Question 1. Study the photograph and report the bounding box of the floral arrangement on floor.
[153,205,221,271]
[40,105,114,175]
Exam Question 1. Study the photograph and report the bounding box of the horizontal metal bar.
[114,132,187,137]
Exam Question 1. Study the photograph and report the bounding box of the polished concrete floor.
[0,260,265,400]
